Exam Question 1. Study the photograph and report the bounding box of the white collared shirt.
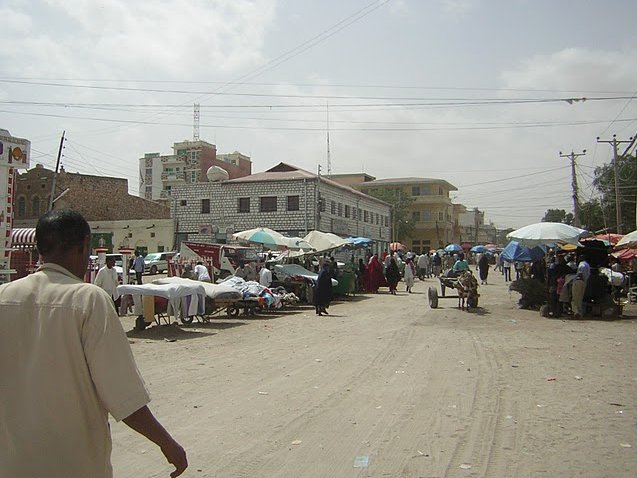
[0,263,150,478]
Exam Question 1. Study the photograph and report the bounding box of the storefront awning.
[11,228,37,247]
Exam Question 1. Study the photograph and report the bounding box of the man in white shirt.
[259,264,273,287]
[194,261,211,282]
[94,256,119,305]
[0,210,187,478]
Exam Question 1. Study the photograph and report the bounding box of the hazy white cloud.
[1,0,277,78]
[440,0,481,17]
[500,47,637,93]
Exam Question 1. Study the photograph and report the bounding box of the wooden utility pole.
[597,135,632,233]
[48,131,65,212]
[559,149,585,227]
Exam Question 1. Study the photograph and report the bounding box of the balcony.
[161,171,186,182]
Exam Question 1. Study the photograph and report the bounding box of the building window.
[17,196,26,217]
[150,232,156,238]
[423,211,432,221]
[412,211,420,222]
[344,205,350,218]
[438,212,444,221]
[352,207,357,220]
[385,215,389,226]
[180,200,187,206]
[337,203,343,217]
[201,198,210,214]
[145,168,152,176]
[422,186,431,195]
[358,208,362,220]
[238,197,250,213]
[330,201,336,215]
[412,186,420,196]
[375,213,379,225]
[438,187,443,195]
[260,196,277,212]
[364,210,369,223]
[287,195,300,211]
[32,196,40,217]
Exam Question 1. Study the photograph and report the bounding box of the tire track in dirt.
[215,315,425,477]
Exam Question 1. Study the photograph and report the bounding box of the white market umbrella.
[232,227,290,250]
[506,222,588,247]
[280,236,315,251]
[615,230,637,250]
[303,230,349,253]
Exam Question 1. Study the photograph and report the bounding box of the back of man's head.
[36,209,90,257]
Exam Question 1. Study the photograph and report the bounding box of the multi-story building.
[351,177,458,254]
[170,163,391,252]
[14,164,172,254]
[139,140,251,200]
[455,206,497,245]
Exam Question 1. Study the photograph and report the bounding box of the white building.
[139,140,252,200]
[170,163,391,252]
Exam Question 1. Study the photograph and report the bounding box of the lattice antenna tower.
[326,101,331,177]
[193,103,200,141]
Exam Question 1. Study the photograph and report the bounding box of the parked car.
[144,251,176,275]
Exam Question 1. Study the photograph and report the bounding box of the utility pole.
[559,149,585,227]
[48,131,66,212]
[597,135,633,234]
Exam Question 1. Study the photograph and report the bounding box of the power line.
[2,76,634,95]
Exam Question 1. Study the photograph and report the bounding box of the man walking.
[94,255,119,310]
[0,210,187,478]
[133,251,145,284]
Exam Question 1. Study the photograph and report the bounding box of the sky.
[1,0,636,230]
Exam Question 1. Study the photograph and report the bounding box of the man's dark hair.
[36,209,91,256]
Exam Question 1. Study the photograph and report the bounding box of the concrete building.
[353,177,458,253]
[14,164,172,254]
[455,206,497,245]
[170,163,391,252]
[139,140,252,200]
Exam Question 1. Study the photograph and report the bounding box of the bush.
[509,278,546,310]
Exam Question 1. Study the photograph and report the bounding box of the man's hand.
[122,406,188,477]
[161,439,188,477]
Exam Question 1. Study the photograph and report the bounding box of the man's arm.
[123,406,188,478]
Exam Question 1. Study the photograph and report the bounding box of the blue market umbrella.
[470,245,489,253]
[444,243,463,253]
[501,240,545,262]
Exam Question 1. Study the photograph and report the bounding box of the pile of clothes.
[220,276,284,309]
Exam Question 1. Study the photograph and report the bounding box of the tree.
[365,189,415,241]
[541,153,636,233]
[588,153,636,233]
[541,209,574,224]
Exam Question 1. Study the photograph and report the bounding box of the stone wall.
[14,165,170,226]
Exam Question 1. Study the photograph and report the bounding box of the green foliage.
[588,153,636,232]
[542,209,574,224]
[366,189,415,240]
[542,153,636,232]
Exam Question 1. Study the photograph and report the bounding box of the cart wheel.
[227,306,240,318]
[428,287,439,308]
[440,284,446,297]
[181,315,194,324]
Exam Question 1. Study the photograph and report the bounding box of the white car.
[144,251,176,275]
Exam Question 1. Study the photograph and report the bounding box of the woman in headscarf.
[403,256,416,293]
[365,254,386,293]
[385,256,401,295]
[313,263,333,316]
[478,253,490,285]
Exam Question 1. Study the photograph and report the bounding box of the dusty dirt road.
[111,273,637,478]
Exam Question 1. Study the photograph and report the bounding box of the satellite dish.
[206,166,229,182]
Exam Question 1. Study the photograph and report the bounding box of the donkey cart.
[427,271,479,310]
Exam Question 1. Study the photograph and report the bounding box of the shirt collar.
[37,262,83,281]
